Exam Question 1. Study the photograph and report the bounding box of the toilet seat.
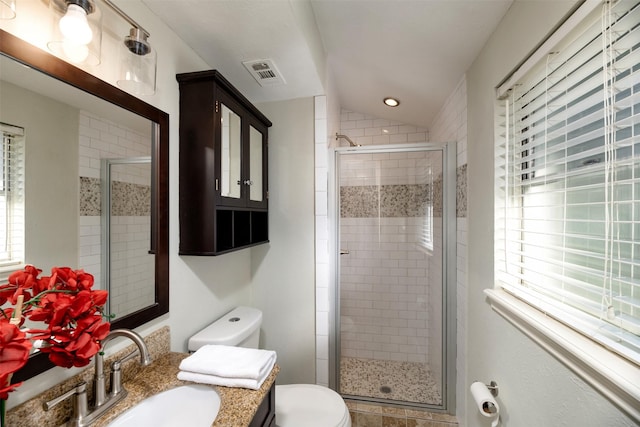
[275,384,351,427]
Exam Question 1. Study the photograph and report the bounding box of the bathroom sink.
[107,384,220,427]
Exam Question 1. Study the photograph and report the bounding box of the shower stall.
[332,143,456,412]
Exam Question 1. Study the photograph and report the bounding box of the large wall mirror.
[0,29,169,382]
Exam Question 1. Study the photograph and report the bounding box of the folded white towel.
[178,356,275,390]
[179,345,277,380]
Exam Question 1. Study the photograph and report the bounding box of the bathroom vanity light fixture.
[0,0,16,19]
[383,97,400,107]
[48,0,157,95]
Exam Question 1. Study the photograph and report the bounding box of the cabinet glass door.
[220,103,241,199]
[249,125,263,202]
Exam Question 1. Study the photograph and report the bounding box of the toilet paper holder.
[486,381,499,397]
[470,381,500,426]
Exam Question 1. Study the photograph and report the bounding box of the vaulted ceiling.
[142,0,514,128]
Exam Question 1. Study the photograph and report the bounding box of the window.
[496,0,640,362]
[491,0,640,418]
[0,123,25,272]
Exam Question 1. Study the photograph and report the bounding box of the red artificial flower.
[7,265,40,289]
[0,320,32,377]
[89,320,111,341]
[0,265,111,399]
[91,290,108,308]
[0,373,22,400]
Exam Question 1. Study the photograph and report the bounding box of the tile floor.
[345,400,459,427]
[339,357,442,405]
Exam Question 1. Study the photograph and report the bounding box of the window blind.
[0,123,25,267]
[495,0,640,363]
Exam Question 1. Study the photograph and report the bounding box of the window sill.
[0,263,24,282]
[484,288,640,423]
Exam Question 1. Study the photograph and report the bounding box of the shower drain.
[379,386,392,394]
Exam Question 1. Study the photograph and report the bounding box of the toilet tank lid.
[188,306,262,352]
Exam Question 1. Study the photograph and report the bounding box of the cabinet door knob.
[244,180,253,186]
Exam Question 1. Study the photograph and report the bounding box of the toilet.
[188,306,351,427]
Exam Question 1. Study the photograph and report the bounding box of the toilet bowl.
[188,306,351,427]
[276,384,351,427]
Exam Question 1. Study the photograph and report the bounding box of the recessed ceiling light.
[383,97,400,107]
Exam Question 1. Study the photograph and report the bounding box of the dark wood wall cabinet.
[177,70,272,255]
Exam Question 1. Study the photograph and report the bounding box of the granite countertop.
[93,352,279,427]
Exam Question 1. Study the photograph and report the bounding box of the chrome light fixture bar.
[102,0,149,41]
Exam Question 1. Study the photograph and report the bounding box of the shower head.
[336,133,360,147]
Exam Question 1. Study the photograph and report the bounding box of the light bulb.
[59,4,93,45]
[62,42,89,63]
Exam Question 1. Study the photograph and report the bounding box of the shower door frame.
[329,142,457,414]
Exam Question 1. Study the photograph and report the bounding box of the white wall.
[0,81,79,271]
[251,97,317,386]
[466,2,636,426]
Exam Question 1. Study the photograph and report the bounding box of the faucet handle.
[43,382,88,427]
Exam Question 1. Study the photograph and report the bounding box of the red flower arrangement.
[0,265,110,409]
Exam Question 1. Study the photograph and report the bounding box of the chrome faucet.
[93,329,152,407]
[43,328,152,427]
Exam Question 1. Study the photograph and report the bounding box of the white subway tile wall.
[340,215,435,363]
[314,96,331,386]
[78,111,154,319]
[338,111,429,147]
[429,76,468,422]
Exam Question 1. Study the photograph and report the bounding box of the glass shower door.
[102,157,155,320]
[335,144,455,410]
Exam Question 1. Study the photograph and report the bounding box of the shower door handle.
[340,249,350,255]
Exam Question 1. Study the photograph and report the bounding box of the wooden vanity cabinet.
[177,70,272,255]
[249,382,276,427]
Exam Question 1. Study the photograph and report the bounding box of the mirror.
[249,125,263,202]
[220,103,241,199]
[0,29,169,382]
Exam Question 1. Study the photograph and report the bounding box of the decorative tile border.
[79,177,150,216]
[111,181,150,216]
[340,164,467,220]
[456,164,467,218]
[80,177,101,216]
[340,184,437,218]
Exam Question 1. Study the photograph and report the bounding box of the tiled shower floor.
[339,357,442,406]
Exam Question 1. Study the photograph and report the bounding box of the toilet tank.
[188,306,262,352]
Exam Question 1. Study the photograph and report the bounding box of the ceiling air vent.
[242,59,286,87]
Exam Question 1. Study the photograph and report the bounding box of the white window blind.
[0,123,25,269]
[495,0,640,364]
